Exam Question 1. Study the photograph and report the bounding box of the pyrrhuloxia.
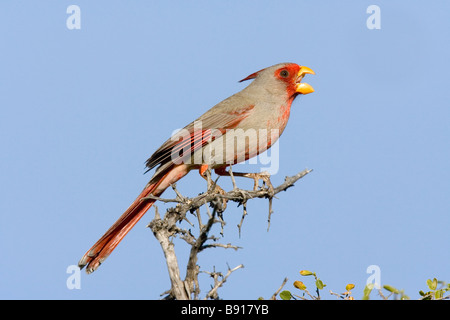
[78,62,315,273]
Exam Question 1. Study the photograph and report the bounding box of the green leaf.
[316,279,325,290]
[294,281,307,290]
[427,278,438,291]
[383,285,399,294]
[435,290,443,300]
[280,290,292,300]
[420,291,432,300]
[345,283,355,291]
[299,270,314,276]
[362,284,374,300]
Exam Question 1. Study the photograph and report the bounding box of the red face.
[240,63,315,98]
[274,64,302,98]
[275,63,315,99]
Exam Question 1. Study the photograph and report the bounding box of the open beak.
[295,66,315,95]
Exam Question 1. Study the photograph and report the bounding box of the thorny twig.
[204,264,245,300]
[147,169,312,299]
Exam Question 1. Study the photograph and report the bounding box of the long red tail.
[78,165,189,273]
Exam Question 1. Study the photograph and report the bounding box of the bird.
[78,62,315,273]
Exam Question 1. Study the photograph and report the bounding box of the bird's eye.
[280,70,289,78]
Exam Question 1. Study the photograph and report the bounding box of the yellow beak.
[296,66,315,95]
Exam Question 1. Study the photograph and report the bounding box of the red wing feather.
[145,105,254,171]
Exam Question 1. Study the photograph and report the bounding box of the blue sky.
[1,1,449,299]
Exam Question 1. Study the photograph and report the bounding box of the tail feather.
[79,164,190,273]
[78,183,158,273]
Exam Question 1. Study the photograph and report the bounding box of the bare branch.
[201,242,242,251]
[148,169,312,216]
[271,277,288,300]
[141,194,183,203]
[184,200,220,298]
[148,213,188,300]
[147,169,311,299]
[267,197,274,231]
[204,264,245,300]
[171,183,186,202]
